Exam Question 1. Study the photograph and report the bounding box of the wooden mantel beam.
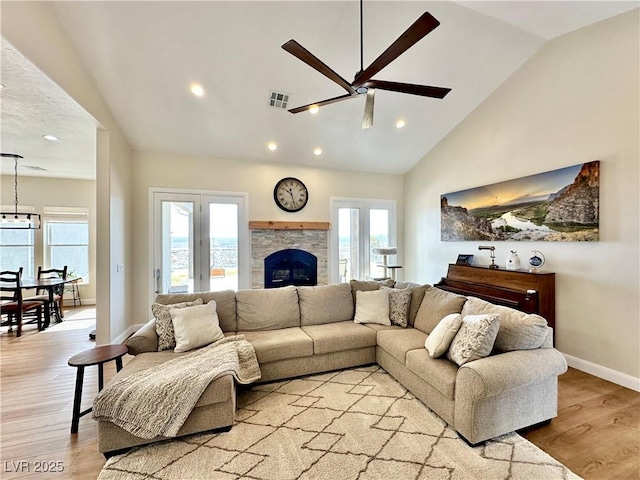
[249,221,331,230]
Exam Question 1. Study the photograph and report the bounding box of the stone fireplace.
[249,221,330,288]
[264,249,317,288]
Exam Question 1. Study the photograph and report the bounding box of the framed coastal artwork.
[440,161,599,241]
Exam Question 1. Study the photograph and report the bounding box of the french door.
[152,191,249,297]
[330,198,397,283]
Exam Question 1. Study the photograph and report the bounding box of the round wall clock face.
[273,177,308,212]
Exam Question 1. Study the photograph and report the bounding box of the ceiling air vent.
[23,165,47,171]
[268,90,290,109]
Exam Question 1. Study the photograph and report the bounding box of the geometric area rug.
[98,365,582,480]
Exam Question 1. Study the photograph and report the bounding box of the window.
[331,198,397,283]
[44,207,90,282]
[0,228,35,276]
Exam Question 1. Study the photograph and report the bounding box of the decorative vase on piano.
[506,251,521,271]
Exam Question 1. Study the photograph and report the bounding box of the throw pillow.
[382,287,411,328]
[170,301,224,353]
[153,298,203,351]
[425,313,463,358]
[447,314,500,366]
[414,287,467,334]
[354,289,390,326]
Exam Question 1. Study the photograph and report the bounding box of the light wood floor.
[1,307,638,479]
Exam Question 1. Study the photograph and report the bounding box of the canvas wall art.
[441,161,599,241]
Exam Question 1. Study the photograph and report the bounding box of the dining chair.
[0,270,45,337]
[25,266,68,322]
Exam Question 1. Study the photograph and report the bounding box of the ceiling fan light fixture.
[282,5,450,128]
[309,105,319,114]
[190,84,205,97]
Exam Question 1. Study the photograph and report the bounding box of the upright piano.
[435,263,555,330]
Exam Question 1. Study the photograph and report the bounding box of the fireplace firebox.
[264,249,317,288]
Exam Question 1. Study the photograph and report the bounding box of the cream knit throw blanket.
[92,335,261,439]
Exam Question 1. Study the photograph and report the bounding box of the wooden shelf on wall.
[248,221,331,230]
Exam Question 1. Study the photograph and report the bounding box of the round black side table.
[68,344,128,434]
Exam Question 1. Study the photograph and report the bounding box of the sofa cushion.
[407,284,430,327]
[152,298,203,351]
[461,296,549,352]
[112,352,233,408]
[236,285,300,331]
[425,313,463,358]
[383,287,412,328]
[349,278,395,302]
[170,301,224,352]
[414,287,467,334]
[405,349,458,399]
[302,321,377,355]
[362,323,403,332]
[298,283,354,326]
[354,289,390,326]
[240,327,313,363]
[447,314,500,366]
[376,328,427,364]
[155,290,237,333]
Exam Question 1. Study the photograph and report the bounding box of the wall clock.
[273,177,308,212]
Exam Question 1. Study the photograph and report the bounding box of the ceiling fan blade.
[364,80,451,98]
[361,89,375,129]
[353,12,440,88]
[282,40,356,95]
[288,93,358,114]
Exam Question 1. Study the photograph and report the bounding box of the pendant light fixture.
[1,153,41,229]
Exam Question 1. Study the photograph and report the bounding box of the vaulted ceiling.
[1,1,637,179]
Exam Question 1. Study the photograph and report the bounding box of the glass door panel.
[369,209,390,278]
[338,208,359,283]
[159,199,197,294]
[208,202,239,291]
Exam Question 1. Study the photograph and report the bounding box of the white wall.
[130,151,404,322]
[0,175,97,302]
[2,2,134,343]
[404,11,639,386]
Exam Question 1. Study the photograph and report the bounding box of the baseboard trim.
[563,353,640,392]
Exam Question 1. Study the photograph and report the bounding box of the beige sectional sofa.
[98,281,567,454]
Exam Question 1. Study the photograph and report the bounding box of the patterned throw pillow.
[447,314,500,366]
[153,298,203,351]
[382,287,411,328]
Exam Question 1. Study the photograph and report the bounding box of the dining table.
[20,277,82,328]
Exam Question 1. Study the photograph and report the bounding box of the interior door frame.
[148,187,250,307]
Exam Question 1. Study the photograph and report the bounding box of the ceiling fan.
[281,1,451,129]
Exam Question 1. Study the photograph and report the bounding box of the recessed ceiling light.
[42,134,59,141]
[313,148,322,156]
[267,142,277,151]
[309,105,319,115]
[190,84,205,97]
[396,119,406,129]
